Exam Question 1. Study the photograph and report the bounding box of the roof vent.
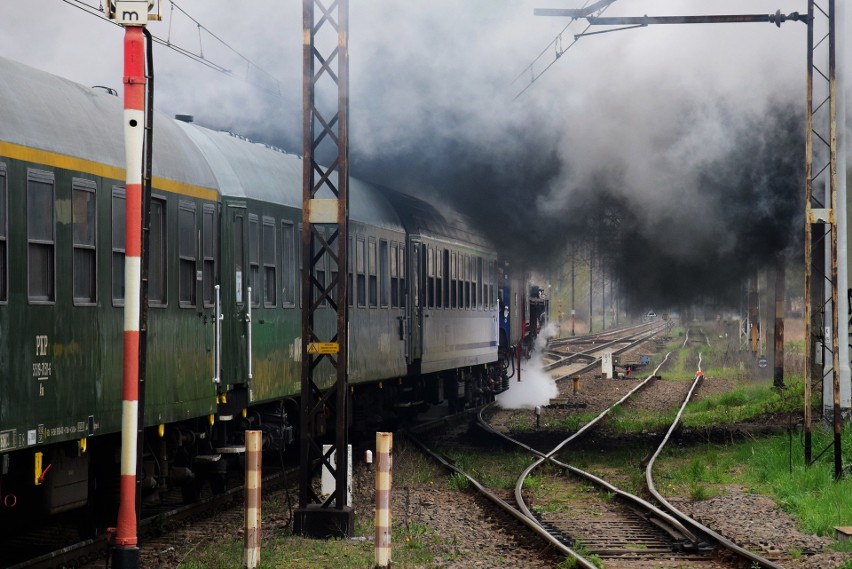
[175,114,194,123]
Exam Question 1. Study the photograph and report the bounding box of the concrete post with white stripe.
[374,432,393,568]
[244,431,262,569]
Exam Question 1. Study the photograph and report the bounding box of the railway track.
[542,322,666,379]
[410,326,788,568]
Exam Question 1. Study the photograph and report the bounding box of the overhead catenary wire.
[59,0,284,97]
[512,0,619,100]
[167,0,281,93]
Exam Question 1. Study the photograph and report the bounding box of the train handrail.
[247,286,253,380]
[213,284,222,384]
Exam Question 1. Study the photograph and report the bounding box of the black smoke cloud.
[353,94,805,312]
[0,1,813,313]
[597,101,805,309]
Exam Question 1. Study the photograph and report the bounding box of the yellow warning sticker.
[307,342,339,354]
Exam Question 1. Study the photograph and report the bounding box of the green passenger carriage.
[0,55,508,531]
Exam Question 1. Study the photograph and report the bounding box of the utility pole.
[571,246,576,336]
[589,243,593,333]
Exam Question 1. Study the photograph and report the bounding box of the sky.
[1,0,848,311]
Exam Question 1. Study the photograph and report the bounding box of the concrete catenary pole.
[836,0,850,420]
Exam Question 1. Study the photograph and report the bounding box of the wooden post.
[244,431,262,569]
[375,432,392,568]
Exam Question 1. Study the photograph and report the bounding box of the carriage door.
[407,238,423,364]
[224,203,250,387]
[201,203,219,387]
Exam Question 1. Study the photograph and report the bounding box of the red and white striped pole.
[111,3,152,567]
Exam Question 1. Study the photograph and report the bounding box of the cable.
[58,0,285,98]
[513,0,619,100]
[169,0,281,93]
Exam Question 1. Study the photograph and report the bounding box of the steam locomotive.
[0,55,542,532]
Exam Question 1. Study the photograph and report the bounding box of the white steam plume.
[496,322,559,410]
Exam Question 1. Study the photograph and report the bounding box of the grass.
[447,471,469,490]
[679,379,804,428]
[174,439,457,568]
[598,383,794,434]
[557,411,600,431]
[655,424,852,540]
[505,411,534,431]
[441,446,536,490]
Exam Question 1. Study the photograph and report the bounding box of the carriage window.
[112,188,125,304]
[390,242,398,308]
[347,235,354,307]
[202,205,216,307]
[72,179,97,305]
[450,252,457,309]
[460,254,467,309]
[459,254,464,308]
[28,171,55,303]
[486,260,492,309]
[178,201,196,307]
[314,228,327,307]
[262,217,276,307]
[368,238,377,308]
[435,248,443,309]
[148,198,166,306]
[442,249,450,309]
[356,237,366,307]
[282,221,295,307]
[399,245,406,308]
[233,212,245,305]
[465,255,471,309]
[329,228,339,307]
[489,260,496,309]
[426,246,435,309]
[462,255,469,309]
[476,257,483,309]
[0,166,6,303]
[459,254,464,309]
[249,214,260,306]
[379,239,389,308]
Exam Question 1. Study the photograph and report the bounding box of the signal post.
[106,2,156,568]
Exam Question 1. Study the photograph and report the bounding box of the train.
[0,55,546,533]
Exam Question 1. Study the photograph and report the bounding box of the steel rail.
[644,354,786,569]
[512,355,672,520]
[547,320,657,348]
[504,331,787,569]
[403,432,601,569]
[545,323,666,376]
[403,326,669,567]
[477,404,700,545]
